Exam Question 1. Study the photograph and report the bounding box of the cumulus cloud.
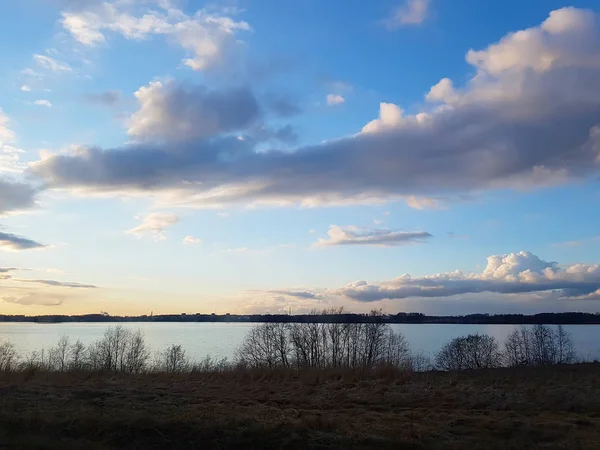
[386,0,430,28]
[0,232,46,251]
[128,81,260,141]
[316,225,432,247]
[83,90,120,106]
[20,85,31,92]
[33,54,72,73]
[34,99,53,108]
[30,8,600,209]
[183,235,201,245]
[127,212,179,240]
[326,94,345,106]
[60,0,250,71]
[334,251,600,302]
[15,279,97,288]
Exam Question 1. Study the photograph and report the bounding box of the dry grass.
[0,364,599,449]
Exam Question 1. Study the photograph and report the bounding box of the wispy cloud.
[83,90,121,106]
[33,99,53,108]
[316,225,433,247]
[127,213,179,241]
[385,0,430,28]
[33,54,72,73]
[15,279,97,288]
[326,94,345,106]
[0,232,46,251]
[183,235,202,245]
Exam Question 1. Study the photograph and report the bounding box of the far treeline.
[1,311,600,324]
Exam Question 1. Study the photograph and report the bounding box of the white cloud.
[386,0,430,28]
[33,100,53,108]
[183,235,202,245]
[61,1,250,71]
[20,85,31,92]
[316,225,432,247]
[326,94,345,106]
[334,251,600,302]
[33,54,72,73]
[127,212,179,240]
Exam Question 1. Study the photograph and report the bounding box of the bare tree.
[122,330,150,374]
[436,334,502,371]
[49,335,71,371]
[504,325,576,366]
[156,344,190,373]
[237,309,412,371]
[69,340,86,371]
[237,322,291,369]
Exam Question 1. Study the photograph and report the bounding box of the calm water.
[1,322,599,361]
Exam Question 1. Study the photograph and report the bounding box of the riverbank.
[1,363,599,449]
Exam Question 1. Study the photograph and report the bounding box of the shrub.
[0,340,18,371]
[155,344,190,373]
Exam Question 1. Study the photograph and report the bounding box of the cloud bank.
[334,251,600,302]
[30,8,600,209]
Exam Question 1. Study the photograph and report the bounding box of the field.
[1,364,599,449]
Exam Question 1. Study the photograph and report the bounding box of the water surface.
[2,322,599,361]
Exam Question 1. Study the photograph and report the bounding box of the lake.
[2,322,599,361]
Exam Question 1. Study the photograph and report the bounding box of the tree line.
[1,311,599,324]
[0,309,592,374]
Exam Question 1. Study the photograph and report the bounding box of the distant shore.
[1,311,599,324]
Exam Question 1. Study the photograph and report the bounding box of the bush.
[435,334,502,371]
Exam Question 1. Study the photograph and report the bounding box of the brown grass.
[1,364,599,449]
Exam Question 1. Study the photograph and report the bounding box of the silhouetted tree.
[436,334,502,371]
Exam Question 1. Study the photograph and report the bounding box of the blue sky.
[1,0,600,315]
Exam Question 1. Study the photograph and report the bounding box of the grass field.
[1,364,599,449]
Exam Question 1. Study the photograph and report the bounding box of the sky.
[1,0,600,316]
